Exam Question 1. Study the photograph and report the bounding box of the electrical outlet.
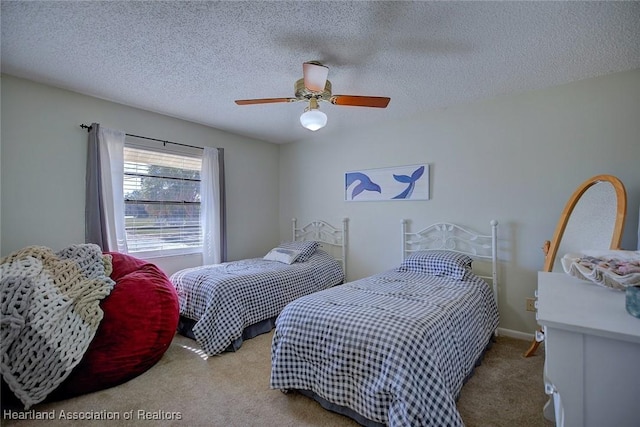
[526,298,536,312]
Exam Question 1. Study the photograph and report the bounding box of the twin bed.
[269,220,499,426]
[170,218,348,355]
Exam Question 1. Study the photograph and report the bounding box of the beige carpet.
[2,332,552,427]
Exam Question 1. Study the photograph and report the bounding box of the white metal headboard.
[292,218,348,277]
[401,220,499,306]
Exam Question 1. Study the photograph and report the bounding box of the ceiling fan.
[235,61,390,131]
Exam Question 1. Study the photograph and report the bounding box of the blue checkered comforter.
[170,250,344,356]
[270,270,499,426]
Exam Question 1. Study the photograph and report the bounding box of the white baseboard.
[497,327,534,341]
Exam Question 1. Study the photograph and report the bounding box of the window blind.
[123,145,203,256]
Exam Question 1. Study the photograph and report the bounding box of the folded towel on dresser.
[561,249,640,291]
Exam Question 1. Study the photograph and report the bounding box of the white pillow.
[263,248,302,264]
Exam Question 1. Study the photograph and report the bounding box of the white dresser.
[537,272,640,427]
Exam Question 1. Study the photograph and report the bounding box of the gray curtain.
[85,123,107,249]
[218,148,227,262]
[84,123,127,252]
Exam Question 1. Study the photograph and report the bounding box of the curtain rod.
[80,124,203,151]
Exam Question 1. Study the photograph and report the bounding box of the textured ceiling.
[2,1,639,144]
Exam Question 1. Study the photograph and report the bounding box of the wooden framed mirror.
[524,174,627,357]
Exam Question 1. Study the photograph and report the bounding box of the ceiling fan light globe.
[300,109,327,131]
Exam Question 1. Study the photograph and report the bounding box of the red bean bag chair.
[42,252,179,401]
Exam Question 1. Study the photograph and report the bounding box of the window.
[123,144,203,257]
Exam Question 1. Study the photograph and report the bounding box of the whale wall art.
[345,164,430,202]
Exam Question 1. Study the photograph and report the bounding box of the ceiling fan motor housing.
[295,78,332,101]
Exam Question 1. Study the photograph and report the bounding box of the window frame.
[123,138,204,258]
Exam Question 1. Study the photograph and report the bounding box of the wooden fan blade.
[330,95,390,108]
[303,62,329,92]
[235,98,296,105]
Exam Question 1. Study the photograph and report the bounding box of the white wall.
[0,75,280,275]
[278,69,640,335]
[2,71,638,336]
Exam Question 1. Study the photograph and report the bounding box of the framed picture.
[345,164,429,201]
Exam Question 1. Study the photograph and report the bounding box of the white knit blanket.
[0,244,115,408]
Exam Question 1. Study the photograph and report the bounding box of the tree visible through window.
[123,146,203,256]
